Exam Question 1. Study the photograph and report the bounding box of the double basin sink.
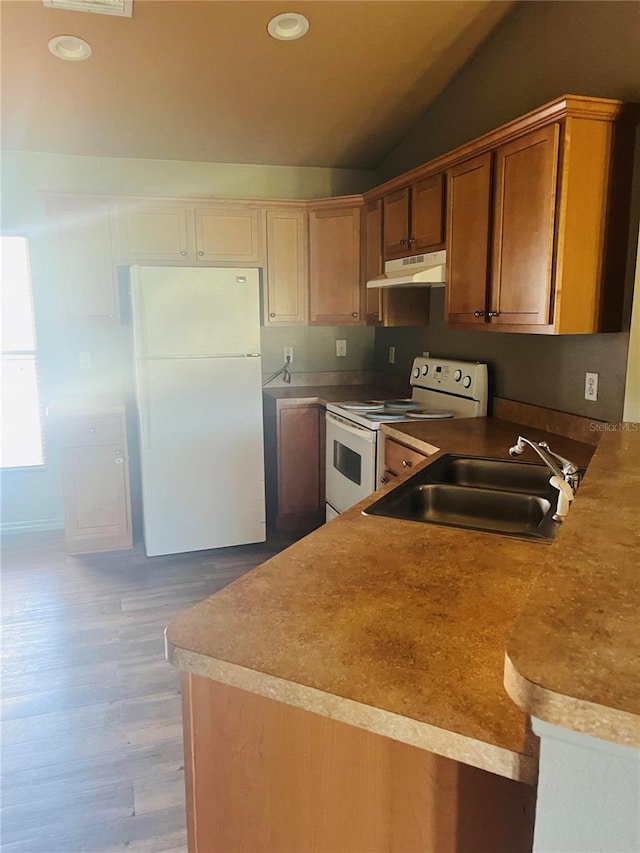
[364,454,583,542]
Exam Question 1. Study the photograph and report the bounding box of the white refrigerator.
[130,266,266,557]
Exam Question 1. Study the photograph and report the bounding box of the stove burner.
[339,401,385,412]
[406,409,454,419]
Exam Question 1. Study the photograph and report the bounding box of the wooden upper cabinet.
[309,204,361,326]
[49,199,119,324]
[411,174,445,253]
[490,125,560,326]
[364,199,430,328]
[194,206,263,265]
[364,199,383,326]
[383,175,444,260]
[119,205,190,263]
[264,208,308,325]
[446,154,492,325]
[382,188,410,258]
[442,101,637,334]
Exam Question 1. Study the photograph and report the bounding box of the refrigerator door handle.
[138,361,152,450]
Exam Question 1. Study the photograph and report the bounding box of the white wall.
[532,719,640,853]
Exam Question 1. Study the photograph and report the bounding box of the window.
[1,236,45,468]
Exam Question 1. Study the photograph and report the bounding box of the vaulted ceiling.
[1,0,514,168]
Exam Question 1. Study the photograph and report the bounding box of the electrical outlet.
[336,339,347,357]
[283,346,293,364]
[79,351,91,370]
[388,346,395,364]
[585,372,599,401]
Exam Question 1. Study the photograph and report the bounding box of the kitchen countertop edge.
[166,637,538,785]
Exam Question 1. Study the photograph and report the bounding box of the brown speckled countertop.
[504,428,640,748]
[166,417,603,784]
[263,384,403,405]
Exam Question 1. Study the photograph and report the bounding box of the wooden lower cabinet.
[59,412,132,553]
[263,396,325,532]
[383,437,429,482]
[181,673,536,853]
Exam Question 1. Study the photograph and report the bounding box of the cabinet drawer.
[384,438,427,477]
[62,416,123,447]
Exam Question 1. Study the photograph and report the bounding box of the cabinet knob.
[400,238,406,246]
[115,457,124,464]
[402,460,412,468]
[351,312,358,318]
[270,312,276,318]
[474,310,485,318]
[180,250,187,256]
[488,311,500,318]
[409,238,416,244]
[198,251,204,256]
[380,476,388,484]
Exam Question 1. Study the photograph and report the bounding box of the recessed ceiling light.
[48,35,92,61]
[267,12,309,41]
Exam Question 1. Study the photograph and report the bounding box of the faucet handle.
[539,442,579,473]
[539,442,582,491]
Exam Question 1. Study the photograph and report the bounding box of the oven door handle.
[326,411,376,442]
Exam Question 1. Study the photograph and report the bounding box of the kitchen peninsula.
[166,412,639,852]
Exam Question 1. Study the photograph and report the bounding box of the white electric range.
[325,357,488,520]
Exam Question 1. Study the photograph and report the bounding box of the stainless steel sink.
[415,454,556,494]
[363,454,578,542]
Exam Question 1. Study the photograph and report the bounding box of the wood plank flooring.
[1,531,300,853]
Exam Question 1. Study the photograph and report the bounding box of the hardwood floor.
[1,530,300,853]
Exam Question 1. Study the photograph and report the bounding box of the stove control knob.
[454,369,462,382]
[413,367,420,378]
[421,364,429,375]
[462,375,472,389]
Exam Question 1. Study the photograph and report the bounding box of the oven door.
[325,411,377,514]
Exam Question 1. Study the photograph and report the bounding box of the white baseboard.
[1,518,64,534]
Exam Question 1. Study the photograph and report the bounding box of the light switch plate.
[389,346,395,364]
[336,340,347,357]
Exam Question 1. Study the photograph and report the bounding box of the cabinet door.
[194,206,262,265]
[309,206,361,326]
[364,199,383,326]
[490,125,560,326]
[264,209,308,325]
[118,205,191,263]
[277,405,323,522]
[410,174,445,253]
[383,188,410,259]
[445,154,492,325]
[50,200,119,324]
[61,443,132,553]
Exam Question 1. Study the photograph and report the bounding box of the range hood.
[367,251,446,288]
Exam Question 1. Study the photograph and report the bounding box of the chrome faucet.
[508,435,581,520]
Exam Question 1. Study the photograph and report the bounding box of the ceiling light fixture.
[48,35,92,61]
[267,12,309,41]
